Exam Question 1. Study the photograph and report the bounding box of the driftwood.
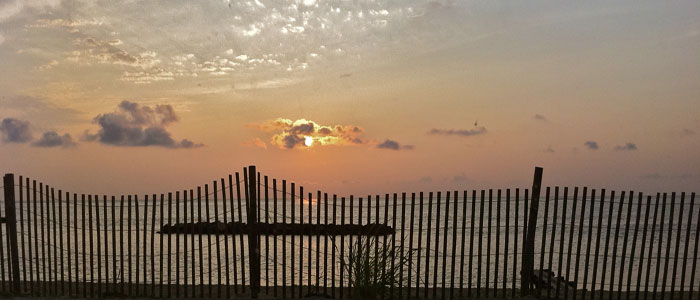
[160,221,395,236]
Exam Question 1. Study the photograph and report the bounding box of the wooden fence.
[0,166,697,299]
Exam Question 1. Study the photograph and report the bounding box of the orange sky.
[0,0,699,196]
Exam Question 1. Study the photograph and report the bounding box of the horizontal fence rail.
[0,168,698,299]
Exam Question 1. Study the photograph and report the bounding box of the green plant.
[342,235,413,300]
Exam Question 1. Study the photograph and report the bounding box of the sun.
[304,136,313,147]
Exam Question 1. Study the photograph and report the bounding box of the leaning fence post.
[247,166,261,299]
[3,174,21,294]
[521,167,543,295]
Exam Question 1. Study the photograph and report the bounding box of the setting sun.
[304,136,313,147]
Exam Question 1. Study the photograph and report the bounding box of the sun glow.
[304,136,313,147]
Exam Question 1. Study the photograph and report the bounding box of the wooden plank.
[316,191,321,293]
[103,195,109,296]
[309,191,313,295]
[600,190,617,300]
[181,191,187,298]
[247,166,261,299]
[274,180,279,298]
[264,177,269,295]
[590,189,606,300]
[556,187,567,300]
[513,189,519,298]
[340,195,345,299]
[574,188,587,300]
[204,185,211,297]
[141,195,148,297]
[325,192,330,295]
[2,174,21,294]
[332,193,337,299]
[150,194,156,297]
[80,193,86,297]
[608,191,625,300]
[232,174,243,298]
[114,195,119,293]
[235,173,245,294]
[390,193,398,299]
[521,167,543,296]
[645,194,661,300]
[167,192,173,298]
[189,190,196,298]
[670,193,684,300]
[290,182,295,298]
[25,178,34,294]
[197,188,203,297]
[120,195,125,295]
[425,192,433,299]
[212,181,221,298]
[477,190,485,297]
[175,191,180,298]
[51,188,58,295]
[426,192,442,299]
[94,194,100,296]
[38,184,46,295]
[64,189,69,295]
[405,192,413,300]
[72,192,77,296]
[282,180,287,299]
[18,176,26,294]
[416,192,423,299]
[486,190,491,297]
[469,190,476,298]
[619,192,634,300]
[460,190,468,298]
[680,194,695,300]
[86,194,92,297]
[299,186,303,298]
[135,195,140,297]
[661,193,675,300]
[653,193,668,300]
[547,187,558,300]
[451,190,458,299]
[539,187,551,297]
[628,193,644,300]
[688,194,699,300]
[127,195,133,296]
[502,189,507,298]
[221,179,229,298]
[440,191,449,299]
[58,190,65,295]
[523,189,529,294]
[565,187,578,300]
[583,188,596,300]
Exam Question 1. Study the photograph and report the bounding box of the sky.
[0,0,699,196]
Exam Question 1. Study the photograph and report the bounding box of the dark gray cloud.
[533,114,547,121]
[32,131,76,148]
[377,139,414,150]
[682,128,695,136]
[85,101,202,148]
[0,118,32,143]
[544,146,555,153]
[584,141,599,150]
[428,127,487,137]
[615,143,637,151]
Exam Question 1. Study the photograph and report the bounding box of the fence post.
[521,167,543,295]
[3,174,21,294]
[247,166,261,298]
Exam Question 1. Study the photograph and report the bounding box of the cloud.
[32,131,76,148]
[249,118,365,149]
[615,143,637,151]
[0,118,32,143]
[241,137,267,149]
[428,127,487,137]
[682,128,695,136]
[533,114,547,121]
[84,101,202,149]
[584,141,599,150]
[543,146,555,153]
[376,139,414,151]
